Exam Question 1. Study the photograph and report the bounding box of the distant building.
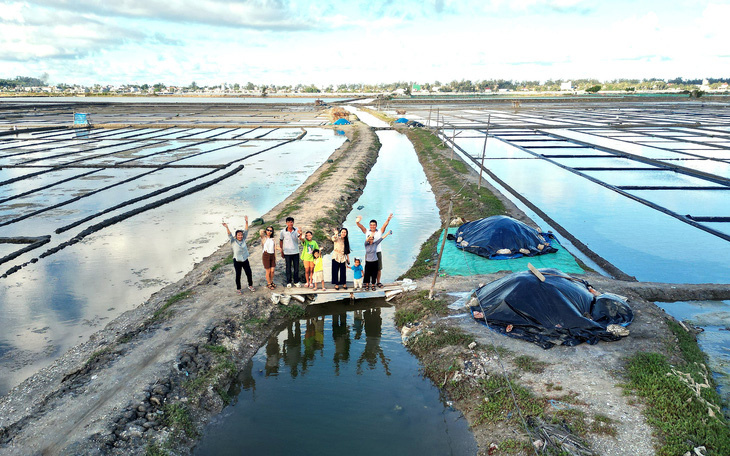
[560,81,573,91]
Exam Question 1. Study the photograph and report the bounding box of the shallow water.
[195,110,472,454]
[0,129,344,394]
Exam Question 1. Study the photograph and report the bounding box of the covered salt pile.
[454,215,558,259]
[470,268,633,349]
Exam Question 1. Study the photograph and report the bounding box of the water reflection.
[195,304,476,455]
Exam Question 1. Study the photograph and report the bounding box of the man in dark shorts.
[279,217,301,287]
[355,213,393,287]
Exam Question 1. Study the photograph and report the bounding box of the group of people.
[222,214,394,294]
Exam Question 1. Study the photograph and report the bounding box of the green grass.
[278,304,306,319]
[145,443,169,456]
[161,403,196,438]
[498,438,534,454]
[399,229,441,279]
[622,321,730,455]
[210,254,234,272]
[183,358,237,397]
[152,290,193,321]
[409,327,474,352]
[393,291,448,326]
[476,374,545,424]
[513,355,549,374]
[591,413,618,437]
[202,344,229,355]
[243,317,268,330]
[394,308,423,327]
[83,346,113,368]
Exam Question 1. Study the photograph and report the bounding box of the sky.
[0,0,728,86]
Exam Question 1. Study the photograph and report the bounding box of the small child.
[364,230,392,291]
[350,258,364,290]
[312,249,326,291]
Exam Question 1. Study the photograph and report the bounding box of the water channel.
[195,111,477,454]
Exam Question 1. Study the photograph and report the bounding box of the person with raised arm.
[222,216,254,294]
[363,230,392,291]
[330,227,351,290]
[355,213,393,288]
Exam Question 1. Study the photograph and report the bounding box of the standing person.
[330,227,350,290]
[355,213,393,288]
[364,230,392,291]
[259,225,278,289]
[312,249,326,291]
[279,217,301,287]
[223,217,255,294]
[300,231,319,288]
[350,258,363,290]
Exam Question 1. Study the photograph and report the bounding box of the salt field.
[0,120,345,394]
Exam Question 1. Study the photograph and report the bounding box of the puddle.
[195,303,476,455]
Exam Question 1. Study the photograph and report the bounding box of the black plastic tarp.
[454,215,558,259]
[470,268,633,348]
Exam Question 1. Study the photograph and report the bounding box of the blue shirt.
[351,264,363,279]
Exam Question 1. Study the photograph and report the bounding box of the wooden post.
[429,199,453,300]
[428,105,432,127]
[478,114,491,189]
[450,127,456,160]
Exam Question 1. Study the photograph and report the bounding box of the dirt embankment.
[388,125,730,456]
[0,121,380,455]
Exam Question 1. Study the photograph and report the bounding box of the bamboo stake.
[429,199,453,300]
[478,114,491,189]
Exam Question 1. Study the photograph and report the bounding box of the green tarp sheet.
[437,228,583,276]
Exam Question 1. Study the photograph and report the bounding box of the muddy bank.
[0,121,380,455]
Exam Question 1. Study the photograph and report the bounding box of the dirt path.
[0,121,379,455]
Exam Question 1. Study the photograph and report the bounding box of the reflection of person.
[355,213,393,288]
[350,258,363,290]
[223,217,254,294]
[264,335,281,376]
[332,313,350,375]
[259,226,279,290]
[300,231,319,288]
[357,308,390,375]
[283,321,302,378]
[279,217,301,287]
[353,310,364,340]
[330,228,351,290]
[312,250,326,291]
[364,230,392,291]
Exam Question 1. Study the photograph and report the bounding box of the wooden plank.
[280,282,403,295]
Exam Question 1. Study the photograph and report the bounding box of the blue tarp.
[334,118,351,125]
[454,216,558,259]
[74,113,89,125]
[395,118,409,123]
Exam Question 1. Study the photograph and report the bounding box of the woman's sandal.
[377,283,384,288]
[334,285,339,290]
[342,284,348,290]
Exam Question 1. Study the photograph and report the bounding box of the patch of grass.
[202,344,229,355]
[476,374,545,424]
[210,254,234,272]
[145,443,169,456]
[215,386,233,405]
[161,403,196,438]
[84,346,113,368]
[183,358,237,397]
[152,290,193,321]
[499,438,534,454]
[623,349,730,455]
[243,317,268,330]
[410,327,474,352]
[590,413,618,437]
[552,408,588,435]
[482,343,513,358]
[399,229,441,279]
[394,308,424,327]
[546,382,563,392]
[278,304,306,319]
[513,355,549,374]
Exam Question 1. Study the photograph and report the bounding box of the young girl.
[259,225,278,290]
[312,249,326,291]
[350,258,363,290]
[364,230,392,291]
[330,227,351,290]
[223,217,254,294]
[300,231,319,288]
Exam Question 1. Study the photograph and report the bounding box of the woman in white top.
[259,225,279,289]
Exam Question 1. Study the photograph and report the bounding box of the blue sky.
[1,0,727,86]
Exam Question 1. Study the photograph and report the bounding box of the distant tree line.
[0,76,47,88]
